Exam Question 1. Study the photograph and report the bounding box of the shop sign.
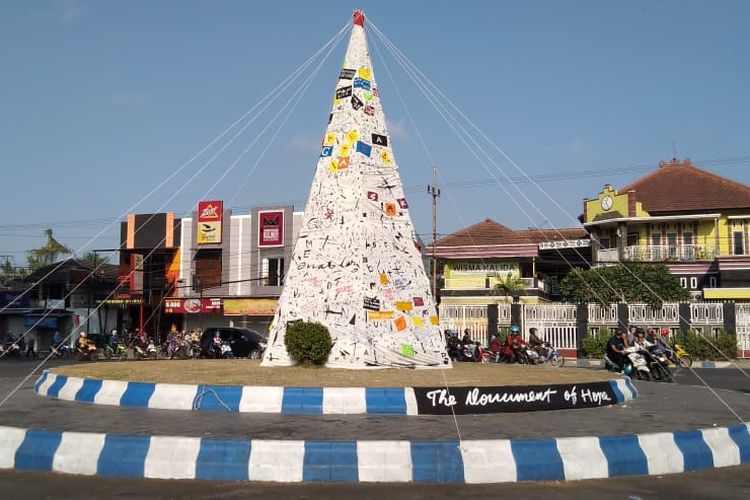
[165,298,222,314]
[197,200,223,245]
[451,262,514,275]
[223,298,278,316]
[413,382,617,415]
[97,298,143,306]
[539,239,591,250]
[258,210,284,247]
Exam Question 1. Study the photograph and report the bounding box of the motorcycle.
[77,341,98,362]
[624,346,651,380]
[671,342,693,368]
[645,346,674,382]
[2,341,22,358]
[207,340,235,359]
[103,343,128,361]
[50,343,72,359]
[540,342,565,367]
[134,340,158,360]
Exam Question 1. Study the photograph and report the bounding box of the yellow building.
[583,158,750,300]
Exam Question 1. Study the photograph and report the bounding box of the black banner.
[372,133,388,147]
[336,86,353,99]
[363,296,380,311]
[339,68,356,80]
[413,381,617,415]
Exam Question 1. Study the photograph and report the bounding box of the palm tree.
[493,273,527,302]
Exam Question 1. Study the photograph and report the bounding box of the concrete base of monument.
[37,361,634,415]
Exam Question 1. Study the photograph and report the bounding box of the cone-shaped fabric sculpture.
[262,11,449,369]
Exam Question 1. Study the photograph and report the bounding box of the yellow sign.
[368,310,394,320]
[430,315,439,325]
[395,301,413,312]
[324,132,337,146]
[379,273,389,285]
[346,129,359,144]
[197,222,221,244]
[223,298,278,316]
[379,150,392,165]
[413,316,424,327]
[359,67,371,80]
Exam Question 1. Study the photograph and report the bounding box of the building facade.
[583,158,750,300]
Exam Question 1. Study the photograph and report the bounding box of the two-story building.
[583,158,750,300]
[117,202,302,339]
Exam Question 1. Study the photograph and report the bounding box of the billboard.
[197,200,223,245]
[258,210,284,247]
[164,298,222,314]
[223,298,278,316]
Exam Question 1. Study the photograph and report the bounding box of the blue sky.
[1,1,750,264]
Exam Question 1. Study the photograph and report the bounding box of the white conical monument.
[262,11,449,369]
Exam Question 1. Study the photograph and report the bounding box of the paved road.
[1,360,748,440]
[0,464,748,499]
[673,367,750,393]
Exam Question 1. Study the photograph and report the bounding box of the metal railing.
[598,245,716,263]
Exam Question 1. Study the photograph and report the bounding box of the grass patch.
[52,360,615,387]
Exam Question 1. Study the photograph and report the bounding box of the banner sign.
[130,254,144,295]
[413,382,618,415]
[197,200,223,245]
[451,262,515,275]
[164,298,222,314]
[258,210,284,247]
[223,298,278,316]
[539,239,591,250]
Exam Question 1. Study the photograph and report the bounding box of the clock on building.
[601,195,613,211]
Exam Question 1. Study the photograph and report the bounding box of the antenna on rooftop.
[672,141,678,161]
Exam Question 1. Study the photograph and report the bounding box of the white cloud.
[386,118,410,141]
[55,0,81,24]
[288,135,320,155]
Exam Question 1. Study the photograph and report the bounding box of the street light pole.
[427,165,440,297]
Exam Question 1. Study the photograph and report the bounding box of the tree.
[559,263,690,308]
[79,251,108,267]
[0,256,27,290]
[493,273,527,302]
[27,229,72,271]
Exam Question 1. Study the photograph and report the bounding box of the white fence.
[588,303,618,326]
[438,304,488,345]
[737,304,750,352]
[628,303,680,325]
[522,304,578,351]
[690,303,724,325]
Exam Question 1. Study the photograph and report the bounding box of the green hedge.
[673,330,737,361]
[581,328,610,359]
[284,321,333,365]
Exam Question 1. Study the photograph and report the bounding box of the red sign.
[197,200,223,244]
[164,298,222,314]
[258,210,284,247]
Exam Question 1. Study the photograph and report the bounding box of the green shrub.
[674,329,737,361]
[581,328,610,358]
[285,321,333,365]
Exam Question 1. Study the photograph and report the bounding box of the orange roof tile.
[620,158,750,213]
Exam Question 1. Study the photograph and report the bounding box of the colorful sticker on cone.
[384,202,397,217]
[359,67,372,80]
[356,141,372,157]
[413,316,424,327]
[401,344,415,358]
[395,301,413,312]
[413,297,424,307]
[430,315,439,325]
[394,316,407,331]
[368,310,394,320]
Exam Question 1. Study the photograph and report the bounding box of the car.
[199,327,267,359]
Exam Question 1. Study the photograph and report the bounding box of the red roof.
[433,219,587,247]
[620,159,750,214]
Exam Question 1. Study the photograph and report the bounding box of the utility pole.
[427,165,440,297]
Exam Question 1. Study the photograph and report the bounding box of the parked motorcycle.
[103,343,128,361]
[2,340,22,358]
[77,342,98,362]
[134,340,158,360]
[50,343,72,359]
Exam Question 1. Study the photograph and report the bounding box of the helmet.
[623,364,633,376]
[646,328,654,334]
[80,332,87,338]
[510,325,520,333]
[111,329,118,335]
[661,328,670,336]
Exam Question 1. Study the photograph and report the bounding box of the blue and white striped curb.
[34,371,636,415]
[1,423,748,482]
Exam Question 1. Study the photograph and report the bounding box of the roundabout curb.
[34,370,637,415]
[1,422,748,483]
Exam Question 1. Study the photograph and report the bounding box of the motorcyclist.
[606,329,628,372]
[460,329,472,347]
[109,329,120,348]
[211,331,223,357]
[528,327,547,359]
[511,328,528,363]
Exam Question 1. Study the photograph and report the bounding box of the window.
[683,232,693,246]
[690,277,698,289]
[709,276,717,288]
[679,277,687,288]
[262,257,285,286]
[651,233,661,246]
[627,232,639,246]
[734,231,745,255]
[194,249,222,290]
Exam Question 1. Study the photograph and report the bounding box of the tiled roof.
[620,158,750,213]
[433,219,587,247]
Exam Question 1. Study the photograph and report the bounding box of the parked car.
[199,327,267,359]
